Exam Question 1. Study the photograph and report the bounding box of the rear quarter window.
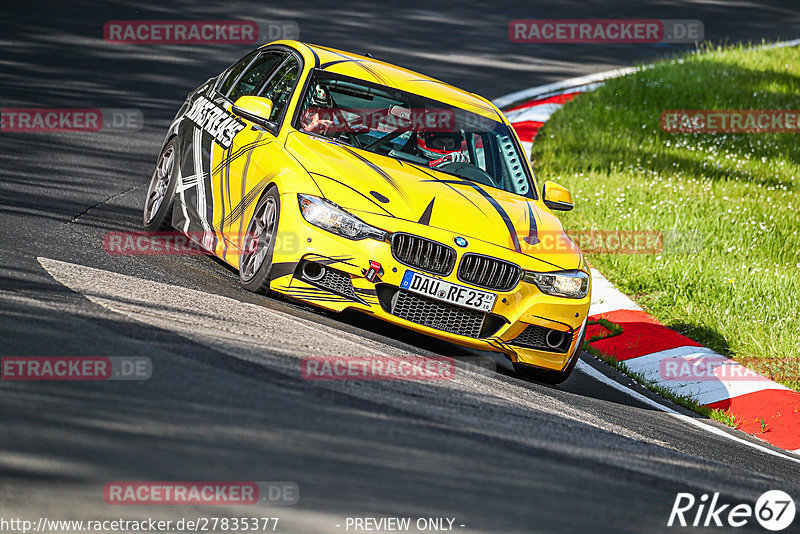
[217,50,258,97]
[227,52,286,103]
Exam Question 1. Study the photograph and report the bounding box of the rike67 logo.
[668,490,796,531]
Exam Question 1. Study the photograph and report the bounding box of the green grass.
[586,318,623,342]
[534,42,800,392]
[709,408,738,428]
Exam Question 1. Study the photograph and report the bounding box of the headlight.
[523,270,590,299]
[298,194,386,241]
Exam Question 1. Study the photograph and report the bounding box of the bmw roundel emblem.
[454,236,468,248]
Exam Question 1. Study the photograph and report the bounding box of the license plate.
[400,270,496,313]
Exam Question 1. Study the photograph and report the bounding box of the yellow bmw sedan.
[142,40,591,383]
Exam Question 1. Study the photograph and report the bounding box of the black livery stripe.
[402,78,500,116]
[337,145,411,205]
[417,198,435,225]
[474,185,521,253]
[288,286,368,306]
[354,288,378,297]
[305,255,358,268]
[286,288,353,302]
[237,132,264,249]
[309,172,395,217]
[303,43,321,68]
[217,172,278,231]
[420,177,521,252]
[405,165,485,213]
[444,94,498,116]
[356,62,394,88]
[314,45,395,87]
[526,315,575,333]
[524,201,540,246]
[212,138,273,177]
[288,295,353,304]
[319,59,350,70]
[219,145,230,256]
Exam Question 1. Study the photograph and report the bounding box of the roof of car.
[266,40,502,121]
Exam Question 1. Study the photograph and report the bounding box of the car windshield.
[293,71,535,198]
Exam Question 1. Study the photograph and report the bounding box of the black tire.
[143,138,180,231]
[513,327,586,385]
[239,187,280,294]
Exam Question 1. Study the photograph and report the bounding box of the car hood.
[285,132,580,270]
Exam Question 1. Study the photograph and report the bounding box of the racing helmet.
[310,83,332,107]
[416,131,464,159]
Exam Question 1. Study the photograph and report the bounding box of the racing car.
[142,40,591,383]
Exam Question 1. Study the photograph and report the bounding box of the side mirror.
[542,181,573,211]
[232,96,276,131]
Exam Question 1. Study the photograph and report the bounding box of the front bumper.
[269,193,591,372]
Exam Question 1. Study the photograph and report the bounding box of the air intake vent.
[391,233,456,276]
[391,291,485,338]
[510,324,572,353]
[457,254,521,291]
[298,261,359,301]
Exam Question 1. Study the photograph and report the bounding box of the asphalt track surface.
[2,1,800,533]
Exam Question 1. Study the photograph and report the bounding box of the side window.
[257,56,300,122]
[217,50,258,97]
[227,52,285,103]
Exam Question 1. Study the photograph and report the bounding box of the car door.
[173,49,285,258]
[211,52,302,265]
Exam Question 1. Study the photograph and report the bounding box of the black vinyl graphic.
[405,164,485,214]
[315,45,396,88]
[417,198,435,225]
[219,145,230,257]
[309,172,395,217]
[236,132,264,250]
[523,201,540,246]
[421,177,521,252]
[337,145,410,204]
[211,138,273,177]
[302,43,321,68]
[217,172,278,230]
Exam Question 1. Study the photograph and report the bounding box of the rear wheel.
[513,328,586,385]
[143,138,179,230]
[239,187,280,294]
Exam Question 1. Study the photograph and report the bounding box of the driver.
[301,83,335,135]
[416,131,468,167]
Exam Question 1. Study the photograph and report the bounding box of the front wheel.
[239,187,280,294]
[143,138,179,230]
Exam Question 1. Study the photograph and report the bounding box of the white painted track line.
[589,268,642,315]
